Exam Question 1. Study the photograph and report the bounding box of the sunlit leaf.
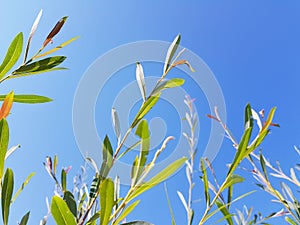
[216,200,234,225]
[24,9,43,62]
[0,94,52,104]
[19,211,30,225]
[13,56,66,75]
[171,59,195,72]
[200,158,210,206]
[99,135,113,178]
[112,108,121,145]
[63,191,77,217]
[177,191,188,213]
[285,216,298,225]
[128,157,187,201]
[164,34,181,73]
[260,153,268,181]
[86,157,99,173]
[222,174,244,191]
[113,200,140,225]
[131,94,160,128]
[1,168,14,225]
[86,212,100,225]
[61,169,67,192]
[164,183,176,225]
[0,119,9,179]
[151,78,185,96]
[0,32,23,79]
[5,144,20,160]
[11,172,35,203]
[43,16,68,48]
[121,221,153,225]
[136,62,146,102]
[35,36,79,59]
[100,178,114,225]
[51,196,76,225]
[0,91,14,119]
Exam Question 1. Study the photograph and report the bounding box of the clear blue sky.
[1,1,300,224]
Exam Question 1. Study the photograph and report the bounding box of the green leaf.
[222,174,244,191]
[13,56,66,75]
[63,191,77,217]
[128,157,187,201]
[1,168,14,225]
[61,169,67,192]
[0,32,23,79]
[51,196,76,225]
[164,34,181,73]
[133,120,150,183]
[164,183,176,225]
[12,172,35,203]
[151,78,185,96]
[260,107,276,135]
[53,155,58,176]
[244,103,253,130]
[200,158,210,207]
[0,94,52,104]
[19,211,30,225]
[86,212,100,225]
[89,176,100,200]
[285,216,298,225]
[35,36,79,59]
[8,67,67,80]
[121,221,153,225]
[100,178,115,225]
[136,62,146,102]
[0,119,9,179]
[215,200,234,225]
[260,153,268,181]
[131,94,160,128]
[113,200,140,225]
[99,135,113,178]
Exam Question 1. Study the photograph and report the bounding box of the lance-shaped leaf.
[35,36,79,59]
[24,9,43,62]
[13,56,66,75]
[0,119,9,179]
[51,196,76,225]
[112,108,121,145]
[151,78,185,96]
[86,212,100,225]
[100,178,114,225]
[136,62,146,102]
[19,211,30,225]
[164,34,181,74]
[222,174,244,191]
[63,191,77,217]
[121,221,153,225]
[132,120,150,184]
[164,184,176,225]
[12,172,35,203]
[0,91,14,119]
[43,16,68,48]
[128,157,187,201]
[215,200,234,225]
[200,158,210,206]
[61,169,67,192]
[113,200,140,225]
[0,94,52,104]
[131,93,160,128]
[171,60,195,72]
[2,168,14,225]
[177,191,188,213]
[5,144,20,160]
[0,32,23,79]
[99,135,113,178]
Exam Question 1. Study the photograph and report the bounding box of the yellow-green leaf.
[51,196,76,225]
[100,178,114,225]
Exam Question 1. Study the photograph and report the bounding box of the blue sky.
[1,1,300,224]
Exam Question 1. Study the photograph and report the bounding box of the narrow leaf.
[285,216,298,225]
[128,157,187,201]
[136,62,146,102]
[12,172,35,203]
[61,169,67,192]
[99,135,113,178]
[260,153,268,181]
[177,191,188,213]
[5,144,20,160]
[171,60,195,72]
[113,200,140,225]
[121,222,153,225]
[0,119,9,179]
[222,174,244,191]
[164,183,176,225]
[24,9,43,62]
[100,178,115,225]
[151,78,185,96]
[200,158,210,206]
[1,168,14,225]
[0,32,23,79]
[0,91,14,119]
[0,94,52,104]
[51,196,76,225]
[43,16,68,48]
[216,200,234,225]
[63,191,77,217]
[112,108,121,145]
[164,34,181,73]
[19,211,30,225]
[86,157,99,173]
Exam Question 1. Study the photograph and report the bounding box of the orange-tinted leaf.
[171,59,195,72]
[0,92,14,119]
[43,16,68,48]
[207,114,220,122]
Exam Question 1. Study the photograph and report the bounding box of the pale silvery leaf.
[136,62,146,102]
[251,108,262,131]
[5,144,21,160]
[112,108,121,145]
[24,9,43,62]
[163,34,181,73]
[177,191,188,213]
